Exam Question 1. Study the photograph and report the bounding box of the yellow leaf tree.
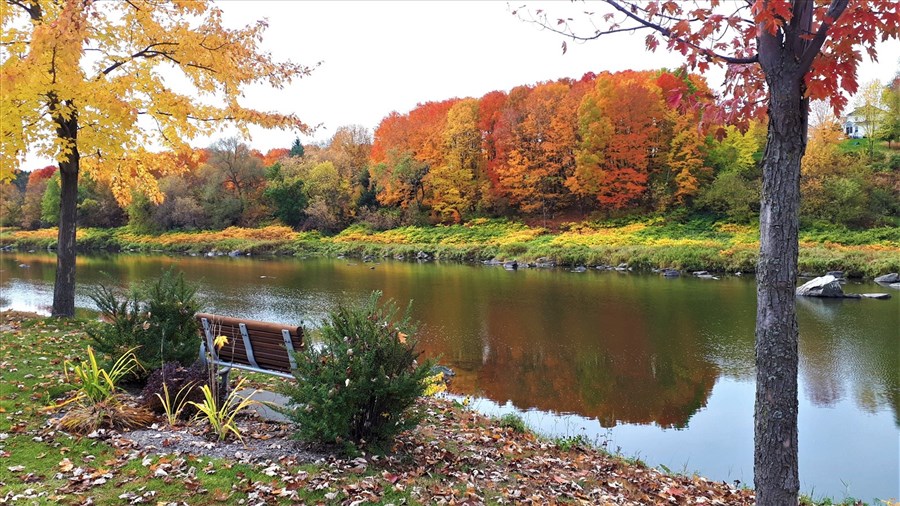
[427,98,482,223]
[1,0,313,316]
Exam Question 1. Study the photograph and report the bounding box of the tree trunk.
[51,110,80,318]
[754,71,805,505]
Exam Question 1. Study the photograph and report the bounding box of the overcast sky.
[21,1,900,166]
[219,0,899,152]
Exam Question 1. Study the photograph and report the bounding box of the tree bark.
[754,64,805,506]
[51,110,80,318]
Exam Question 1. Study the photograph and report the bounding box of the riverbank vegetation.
[9,310,884,505]
[2,70,898,276]
[3,217,898,276]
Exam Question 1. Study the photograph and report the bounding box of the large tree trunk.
[754,69,805,505]
[51,110,80,318]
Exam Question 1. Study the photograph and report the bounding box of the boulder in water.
[796,275,845,298]
[874,273,899,284]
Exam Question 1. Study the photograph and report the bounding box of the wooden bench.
[196,313,303,386]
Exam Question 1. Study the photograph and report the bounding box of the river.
[1,252,897,502]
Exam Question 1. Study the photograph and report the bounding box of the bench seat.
[197,312,303,380]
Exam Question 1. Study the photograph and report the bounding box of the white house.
[843,106,886,138]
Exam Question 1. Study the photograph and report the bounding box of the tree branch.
[798,0,851,73]
[520,0,759,65]
[139,110,237,122]
[100,42,181,76]
[8,0,42,20]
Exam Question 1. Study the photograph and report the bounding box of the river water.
[1,252,897,502]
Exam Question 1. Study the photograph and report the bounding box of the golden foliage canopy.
[1,0,313,203]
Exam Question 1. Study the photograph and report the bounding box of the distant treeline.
[2,69,898,233]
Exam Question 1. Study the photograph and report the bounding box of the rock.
[18,263,29,268]
[692,270,709,276]
[661,269,680,277]
[503,260,518,271]
[228,250,242,257]
[533,257,555,268]
[696,273,719,280]
[874,273,899,284]
[889,283,900,290]
[431,365,456,377]
[860,293,892,300]
[483,258,502,266]
[799,272,818,278]
[826,270,844,278]
[571,266,587,273]
[416,251,430,260]
[796,275,845,298]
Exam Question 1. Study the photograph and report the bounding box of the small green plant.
[497,413,528,434]
[63,346,141,404]
[555,434,591,451]
[87,269,201,375]
[188,377,257,443]
[155,381,196,426]
[277,291,433,451]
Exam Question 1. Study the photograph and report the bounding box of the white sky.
[21,1,900,166]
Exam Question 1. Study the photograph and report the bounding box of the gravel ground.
[115,414,328,465]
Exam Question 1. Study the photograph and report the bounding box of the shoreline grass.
[2,218,898,277]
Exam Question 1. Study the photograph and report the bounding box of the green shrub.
[277,292,433,451]
[87,269,201,376]
[555,434,591,451]
[497,413,529,434]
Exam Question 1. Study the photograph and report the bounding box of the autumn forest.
[2,69,899,235]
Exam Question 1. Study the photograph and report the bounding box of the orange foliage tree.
[518,0,898,503]
[568,71,665,210]
[496,81,577,218]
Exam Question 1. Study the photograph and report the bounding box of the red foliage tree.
[28,165,58,184]
[262,148,290,167]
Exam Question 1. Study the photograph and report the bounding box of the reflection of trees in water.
[797,295,899,424]
[456,294,719,428]
[7,253,896,426]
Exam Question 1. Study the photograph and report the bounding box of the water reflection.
[1,252,898,500]
[2,252,897,425]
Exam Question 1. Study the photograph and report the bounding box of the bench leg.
[217,367,231,402]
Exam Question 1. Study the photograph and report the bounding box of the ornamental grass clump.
[277,292,433,451]
[55,346,153,433]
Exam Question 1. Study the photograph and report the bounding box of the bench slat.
[197,313,303,379]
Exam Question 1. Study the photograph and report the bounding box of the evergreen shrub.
[87,269,201,377]
[277,292,433,451]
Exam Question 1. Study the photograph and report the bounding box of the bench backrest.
[196,312,303,378]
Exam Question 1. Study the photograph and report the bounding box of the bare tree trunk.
[51,110,80,318]
[754,69,805,505]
